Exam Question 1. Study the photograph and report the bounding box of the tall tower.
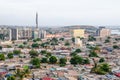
[36,12,38,28]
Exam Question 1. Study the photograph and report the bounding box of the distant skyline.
[0,0,120,27]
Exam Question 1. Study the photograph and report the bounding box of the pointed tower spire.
[36,12,38,28]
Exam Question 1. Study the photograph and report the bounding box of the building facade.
[72,29,85,38]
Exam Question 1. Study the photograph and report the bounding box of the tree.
[7,53,13,59]
[99,58,105,63]
[104,39,110,43]
[46,52,52,58]
[100,63,110,72]
[41,50,47,55]
[59,38,64,41]
[18,45,24,49]
[14,68,30,80]
[89,51,99,57]
[13,50,21,55]
[30,58,40,68]
[0,54,5,61]
[59,58,67,67]
[32,43,39,48]
[29,50,39,58]
[75,49,82,53]
[51,37,58,42]
[70,52,77,56]
[7,45,12,48]
[83,58,90,64]
[113,45,119,49]
[70,55,83,65]
[0,46,2,50]
[7,76,16,80]
[41,57,48,63]
[72,37,75,42]
[36,38,41,41]
[88,36,96,41]
[65,42,70,46]
[91,63,110,75]
[23,41,27,45]
[49,56,57,64]
[40,43,46,48]
[33,38,41,42]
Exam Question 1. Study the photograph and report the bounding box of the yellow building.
[72,29,85,38]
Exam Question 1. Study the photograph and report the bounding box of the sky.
[0,0,120,27]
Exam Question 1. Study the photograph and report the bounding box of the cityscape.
[0,0,120,80]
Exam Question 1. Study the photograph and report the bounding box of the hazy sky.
[0,0,120,26]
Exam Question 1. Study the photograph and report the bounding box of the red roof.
[42,77,54,80]
[115,73,120,77]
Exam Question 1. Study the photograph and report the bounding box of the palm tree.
[14,68,31,80]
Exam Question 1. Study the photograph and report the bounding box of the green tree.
[104,39,110,43]
[91,63,110,75]
[7,76,16,80]
[46,52,52,58]
[51,37,58,42]
[88,36,96,41]
[29,50,39,58]
[49,56,57,64]
[36,38,41,41]
[23,41,27,45]
[99,58,105,63]
[0,46,2,50]
[70,55,83,65]
[30,58,40,68]
[72,37,75,42]
[75,49,82,53]
[14,68,30,80]
[0,54,5,61]
[100,63,110,72]
[7,53,14,59]
[89,51,99,57]
[40,43,47,48]
[13,50,21,55]
[59,58,67,67]
[18,45,24,49]
[32,43,39,48]
[83,58,90,64]
[7,45,12,48]
[41,57,48,63]
[70,52,77,56]
[59,38,64,41]
[65,42,70,46]
[113,45,119,49]
[41,50,47,55]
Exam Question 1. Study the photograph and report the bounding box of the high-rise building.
[32,12,39,39]
[96,27,111,37]
[36,12,38,28]
[0,27,11,41]
[32,28,39,39]
[72,29,85,38]
[10,28,18,40]
[39,30,46,39]
[100,28,111,37]
[18,27,32,39]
